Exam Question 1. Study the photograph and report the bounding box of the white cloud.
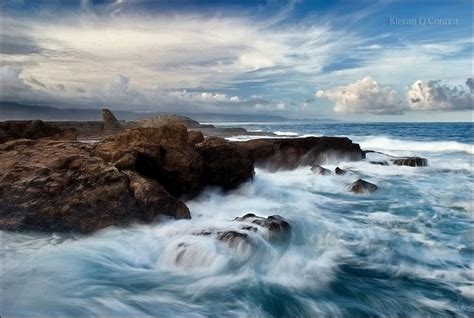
[316,77,406,114]
[407,79,473,111]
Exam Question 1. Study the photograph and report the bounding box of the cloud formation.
[407,79,473,111]
[317,77,473,114]
[316,77,406,114]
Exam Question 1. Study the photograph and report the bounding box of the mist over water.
[2,122,473,317]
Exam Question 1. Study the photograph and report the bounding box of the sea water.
[2,122,473,317]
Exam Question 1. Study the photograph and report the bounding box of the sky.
[0,0,472,121]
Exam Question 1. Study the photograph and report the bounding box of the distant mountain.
[0,101,336,123]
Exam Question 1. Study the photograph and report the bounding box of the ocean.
[2,122,473,317]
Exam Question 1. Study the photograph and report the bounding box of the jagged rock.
[0,139,189,233]
[240,137,364,171]
[93,125,203,197]
[335,167,347,175]
[348,179,378,194]
[391,157,428,167]
[311,165,331,175]
[0,120,77,143]
[188,130,204,144]
[196,137,254,190]
[101,108,121,130]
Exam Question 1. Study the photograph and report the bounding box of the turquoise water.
[2,122,473,317]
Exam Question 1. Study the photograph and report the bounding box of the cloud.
[407,79,473,111]
[316,77,406,114]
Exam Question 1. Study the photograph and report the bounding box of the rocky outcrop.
[234,213,291,243]
[188,130,204,144]
[101,108,121,130]
[137,115,214,129]
[93,125,204,197]
[0,120,78,143]
[196,137,255,190]
[348,179,378,194]
[391,157,428,167]
[240,137,364,171]
[311,165,331,175]
[0,139,189,233]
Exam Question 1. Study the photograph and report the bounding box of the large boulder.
[188,130,204,144]
[0,139,189,233]
[196,137,254,190]
[0,120,77,143]
[240,136,364,170]
[391,157,428,167]
[93,125,203,197]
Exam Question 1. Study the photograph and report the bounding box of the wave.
[356,136,474,155]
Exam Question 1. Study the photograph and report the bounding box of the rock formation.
[391,157,428,167]
[348,179,378,194]
[0,120,77,143]
[311,165,331,175]
[335,167,347,175]
[101,108,121,130]
[0,139,189,232]
[240,137,364,170]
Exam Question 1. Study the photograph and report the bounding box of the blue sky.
[1,0,472,121]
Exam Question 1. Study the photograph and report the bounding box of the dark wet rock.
[335,167,347,175]
[0,139,189,233]
[93,125,204,197]
[101,108,121,130]
[196,137,254,190]
[234,213,291,243]
[311,165,331,175]
[0,120,78,143]
[391,157,428,167]
[348,179,378,194]
[240,136,364,171]
[188,130,204,144]
[370,161,389,166]
[216,230,251,247]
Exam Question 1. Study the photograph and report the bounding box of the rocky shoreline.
[0,109,427,233]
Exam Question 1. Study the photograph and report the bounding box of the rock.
[0,139,189,233]
[0,120,77,143]
[196,137,254,190]
[391,157,428,167]
[348,179,378,194]
[93,125,203,197]
[137,115,213,129]
[188,130,204,144]
[216,231,251,247]
[101,108,121,130]
[240,136,364,171]
[335,167,347,175]
[370,161,389,166]
[311,165,331,175]
[234,213,291,243]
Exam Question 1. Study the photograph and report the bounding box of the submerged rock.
[391,157,428,167]
[196,137,254,190]
[370,161,389,166]
[234,213,291,243]
[348,179,378,194]
[311,165,331,175]
[0,120,77,143]
[335,167,347,175]
[240,136,364,171]
[0,139,189,233]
